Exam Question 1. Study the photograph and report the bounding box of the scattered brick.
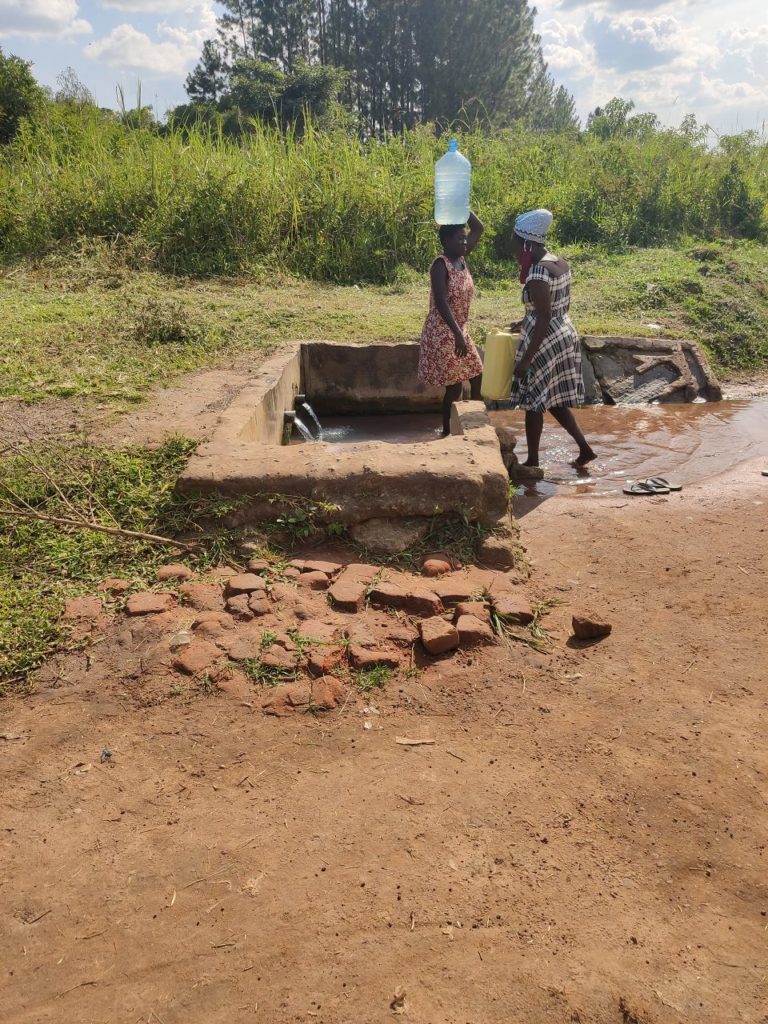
[297,570,330,591]
[348,646,401,670]
[157,563,193,582]
[179,582,224,612]
[126,592,175,616]
[224,573,267,598]
[420,617,460,655]
[173,640,221,676]
[572,612,612,641]
[63,597,103,620]
[456,614,495,647]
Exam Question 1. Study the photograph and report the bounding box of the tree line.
[179,0,579,135]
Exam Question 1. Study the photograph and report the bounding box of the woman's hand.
[514,360,532,381]
[509,319,524,332]
[454,329,468,357]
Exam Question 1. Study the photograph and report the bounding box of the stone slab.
[581,336,721,404]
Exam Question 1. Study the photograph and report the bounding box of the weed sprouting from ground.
[131,297,205,347]
[353,665,393,692]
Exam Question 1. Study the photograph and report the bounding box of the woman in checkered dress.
[511,209,596,471]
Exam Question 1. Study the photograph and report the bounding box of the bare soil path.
[2,462,767,1023]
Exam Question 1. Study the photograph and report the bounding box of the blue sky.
[1,0,766,134]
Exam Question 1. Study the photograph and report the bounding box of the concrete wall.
[301,341,444,415]
[213,347,301,446]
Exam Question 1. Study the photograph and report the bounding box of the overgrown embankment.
[2,116,766,282]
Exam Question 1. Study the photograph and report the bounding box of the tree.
[54,67,95,106]
[587,97,660,140]
[0,48,46,144]
[186,40,227,103]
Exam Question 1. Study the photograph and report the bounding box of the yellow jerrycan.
[481,328,518,401]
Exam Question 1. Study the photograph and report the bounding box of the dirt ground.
[2,458,767,1024]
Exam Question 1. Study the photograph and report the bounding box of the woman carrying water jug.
[510,208,596,471]
[417,211,485,437]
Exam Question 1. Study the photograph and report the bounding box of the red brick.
[63,597,103,620]
[173,640,221,676]
[329,578,368,613]
[297,570,330,591]
[304,559,343,576]
[454,601,491,623]
[348,646,401,670]
[224,573,267,598]
[157,563,193,582]
[420,617,460,655]
[311,675,347,710]
[97,577,131,594]
[126,592,175,616]
[179,582,224,612]
[307,646,345,678]
[370,581,442,618]
[572,612,612,641]
[456,614,495,647]
[493,594,534,626]
[226,594,254,621]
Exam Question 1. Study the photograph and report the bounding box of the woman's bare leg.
[550,407,596,466]
[442,382,463,436]
[469,374,482,400]
[524,411,544,466]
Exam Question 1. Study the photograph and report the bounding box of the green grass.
[353,665,393,692]
[2,238,767,410]
[0,437,243,691]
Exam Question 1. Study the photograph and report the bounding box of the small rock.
[125,592,175,616]
[169,630,193,651]
[572,612,612,641]
[455,601,491,623]
[420,617,460,655]
[386,625,418,646]
[494,425,517,453]
[283,567,302,579]
[226,594,255,621]
[349,646,401,670]
[216,670,249,700]
[97,578,131,594]
[311,675,347,710]
[493,595,534,626]
[456,614,495,647]
[288,559,306,570]
[261,645,296,670]
[329,578,368,613]
[248,592,271,616]
[223,638,260,661]
[477,532,519,570]
[431,579,482,604]
[342,563,380,582]
[349,518,429,556]
[307,647,345,678]
[303,559,343,576]
[262,681,312,716]
[191,612,235,638]
[173,640,221,676]
[179,582,224,612]
[63,597,103,621]
[422,559,452,578]
[224,573,267,598]
[157,563,193,582]
[297,570,330,591]
[370,581,443,618]
[247,558,270,572]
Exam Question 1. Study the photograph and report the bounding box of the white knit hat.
[514,208,553,244]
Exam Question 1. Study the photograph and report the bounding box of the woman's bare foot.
[572,446,597,469]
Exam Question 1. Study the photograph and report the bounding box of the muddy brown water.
[295,401,768,497]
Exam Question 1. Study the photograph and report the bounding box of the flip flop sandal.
[645,476,683,492]
[623,481,670,496]
[763,470,768,477]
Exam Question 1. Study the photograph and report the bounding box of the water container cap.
[448,138,458,152]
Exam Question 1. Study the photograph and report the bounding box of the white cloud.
[540,19,594,79]
[100,0,193,11]
[584,13,682,71]
[0,0,90,39]
[85,23,199,75]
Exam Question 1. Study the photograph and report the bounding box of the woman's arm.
[465,210,484,255]
[431,260,467,356]
[514,279,551,377]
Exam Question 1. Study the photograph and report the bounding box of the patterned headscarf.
[514,208,554,244]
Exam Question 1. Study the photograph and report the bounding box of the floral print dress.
[417,255,484,387]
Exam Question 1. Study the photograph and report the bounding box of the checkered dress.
[513,255,584,412]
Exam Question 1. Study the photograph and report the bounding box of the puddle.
[491,399,768,499]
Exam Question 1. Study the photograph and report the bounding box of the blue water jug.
[434,139,471,225]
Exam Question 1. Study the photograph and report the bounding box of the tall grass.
[3,109,767,283]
